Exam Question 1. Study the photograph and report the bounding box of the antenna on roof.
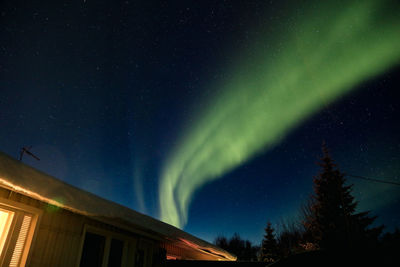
[19,146,40,161]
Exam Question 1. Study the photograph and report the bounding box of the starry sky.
[1,0,399,244]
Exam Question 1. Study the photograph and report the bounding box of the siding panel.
[0,190,166,266]
[0,187,10,198]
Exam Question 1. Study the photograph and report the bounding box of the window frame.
[77,225,133,267]
[0,197,42,267]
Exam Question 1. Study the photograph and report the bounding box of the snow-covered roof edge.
[0,151,236,261]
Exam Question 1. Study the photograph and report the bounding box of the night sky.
[1,0,399,244]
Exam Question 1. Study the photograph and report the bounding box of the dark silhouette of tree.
[214,235,228,250]
[380,228,400,250]
[243,240,259,262]
[260,222,278,262]
[214,233,259,261]
[276,219,307,258]
[228,233,244,259]
[303,144,383,251]
[378,228,400,265]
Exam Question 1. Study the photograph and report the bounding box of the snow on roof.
[0,151,236,261]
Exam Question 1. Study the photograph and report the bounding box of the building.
[0,152,236,266]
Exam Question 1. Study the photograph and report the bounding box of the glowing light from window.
[9,215,32,267]
[0,209,14,257]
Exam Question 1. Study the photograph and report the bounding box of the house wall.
[0,153,234,264]
[0,186,161,267]
[0,185,227,266]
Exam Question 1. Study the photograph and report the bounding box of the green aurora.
[159,0,400,228]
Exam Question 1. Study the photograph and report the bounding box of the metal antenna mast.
[19,146,40,161]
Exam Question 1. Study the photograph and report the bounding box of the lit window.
[0,202,39,267]
[0,209,14,256]
[9,215,33,267]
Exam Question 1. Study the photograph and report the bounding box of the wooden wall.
[0,186,84,266]
[0,186,225,266]
[0,186,158,267]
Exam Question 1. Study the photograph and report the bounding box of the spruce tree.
[261,222,278,262]
[304,144,382,251]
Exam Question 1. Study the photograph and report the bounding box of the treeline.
[214,144,400,264]
[214,233,259,261]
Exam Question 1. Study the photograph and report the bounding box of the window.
[107,238,124,267]
[0,209,14,255]
[79,226,128,267]
[0,201,40,267]
[134,249,144,267]
[9,214,32,267]
[79,232,106,267]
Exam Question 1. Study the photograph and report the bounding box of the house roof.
[0,151,236,261]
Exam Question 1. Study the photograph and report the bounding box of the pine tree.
[261,222,278,262]
[304,144,383,251]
